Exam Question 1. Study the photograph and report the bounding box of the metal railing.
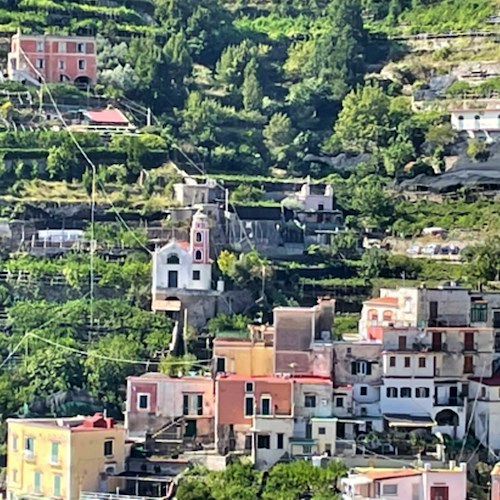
[80,493,160,500]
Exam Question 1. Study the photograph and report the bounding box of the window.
[12,469,17,483]
[194,249,203,261]
[53,474,61,497]
[404,357,411,368]
[416,387,430,398]
[78,59,85,70]
[462,383,469,398]
[183,394,189,415]
[34,471,42,493]
[104,440,113,457]
[464,355,474,374]
[195,232,203,242]
[261,396,271,415]
[419,357,426,368]
[360,386,368,396]
[50,442,59,464]
[245,396,254,416]
[382,484,398,496]
[481,387,486,398]
[192,270,200,281]
[389,356,396,367]
[399,336,407,350]
[400,387,411,398]
[245,382,254,393]
[386,387,397,398]
[383,310,393,321]
[197,395,203,415]
[11,435,17,451]
[216,357,226,373]
[335,397,344,407]
[167,253,179,264]
[138,393,150,411]
[318,427,326,435]
[458,115,464,130]
[77,42,86,53]
[257,435,270,449]
[471,302,488,323]
[58,42,66,53]
[305,394,317,408]
[474,115,480,130]
[25,436,34,452]
[58,60,65,70]
[36,58,44,69]
[303,445,312,454]
[36,41,44,52]
[351,361,371,375]
[404,297,412,313]
[277,433,284,449]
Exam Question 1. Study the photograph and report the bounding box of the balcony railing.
[23,449,35,460]
[434,396,465,407]
[80,494,160,500]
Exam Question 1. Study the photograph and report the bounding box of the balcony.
[428,314,469,328]
[462,342,478,353]
[23,449,35,460]
[434,396,465,407]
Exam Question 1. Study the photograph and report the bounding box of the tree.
[217,250,238,278]
[262,459,346,500]
[241,58,262,112]
[307,0,366,100]
[332,84,391,153]
[230,184,264,203]
[263,112,297,167]
[360,247,389,279]
[467,138,488,162]
[159,353,197,376]
[46,143,79,181]
[462,238,500,288]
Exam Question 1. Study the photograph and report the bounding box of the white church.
[151,210,214,315]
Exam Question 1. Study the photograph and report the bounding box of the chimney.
[459,462,467,472]
[424,463,431,471]
[449,460,456,470]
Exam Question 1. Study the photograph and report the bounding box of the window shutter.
[366,363,372,375]
[351,362,357,375]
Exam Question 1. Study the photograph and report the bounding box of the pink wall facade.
[9,34,96,84]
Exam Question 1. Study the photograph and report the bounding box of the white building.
[173,176,219,207]
[450,104,500,132]
[152,210,212,295]
[468,375,500,459]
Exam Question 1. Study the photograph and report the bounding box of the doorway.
[168,270,178,288]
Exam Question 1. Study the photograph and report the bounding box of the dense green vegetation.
[175,460,347,500]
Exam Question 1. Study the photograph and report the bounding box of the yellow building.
[7,413,126,500]
[213,324,274,376]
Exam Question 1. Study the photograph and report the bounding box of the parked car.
[406,244,421,255]
[423,243,441,255]
[450,245,460,255]
[440,246,450,255]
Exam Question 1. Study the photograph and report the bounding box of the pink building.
[215,374,293,453]
[342,462,467,500]
[125,373,215,446]
[8,31,96,86]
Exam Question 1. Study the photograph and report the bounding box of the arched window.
[458,115,464,130]
[194,249,202,261]
[195,232,203,243]
[474,115,481,130]
[416,387,430,398]
[383,310,393,321]
[386,387,397,398]
[368,309,378,321]
[167,254,179,264]
[400,387,412,398]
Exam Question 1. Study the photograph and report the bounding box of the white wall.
[381,378,434,416]
[311,418,337,454]
[252,416,294,469]
[383,352,435,378]
[451,109,500,131]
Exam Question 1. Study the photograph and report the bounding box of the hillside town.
[0,0,500,499]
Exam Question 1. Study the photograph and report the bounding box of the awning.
[337,418,366,424]
[384,414,436,428]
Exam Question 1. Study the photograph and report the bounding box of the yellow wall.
[7,419,125,500]
[214,340,274,376]
[70,428,126,496]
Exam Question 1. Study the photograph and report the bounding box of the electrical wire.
[19,48,153,256]
[0,335,27,370]
[27,332,212,367]
[458,358,490,462]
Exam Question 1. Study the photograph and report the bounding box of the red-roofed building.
[341,462,467,500]
[83,108,130,126]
